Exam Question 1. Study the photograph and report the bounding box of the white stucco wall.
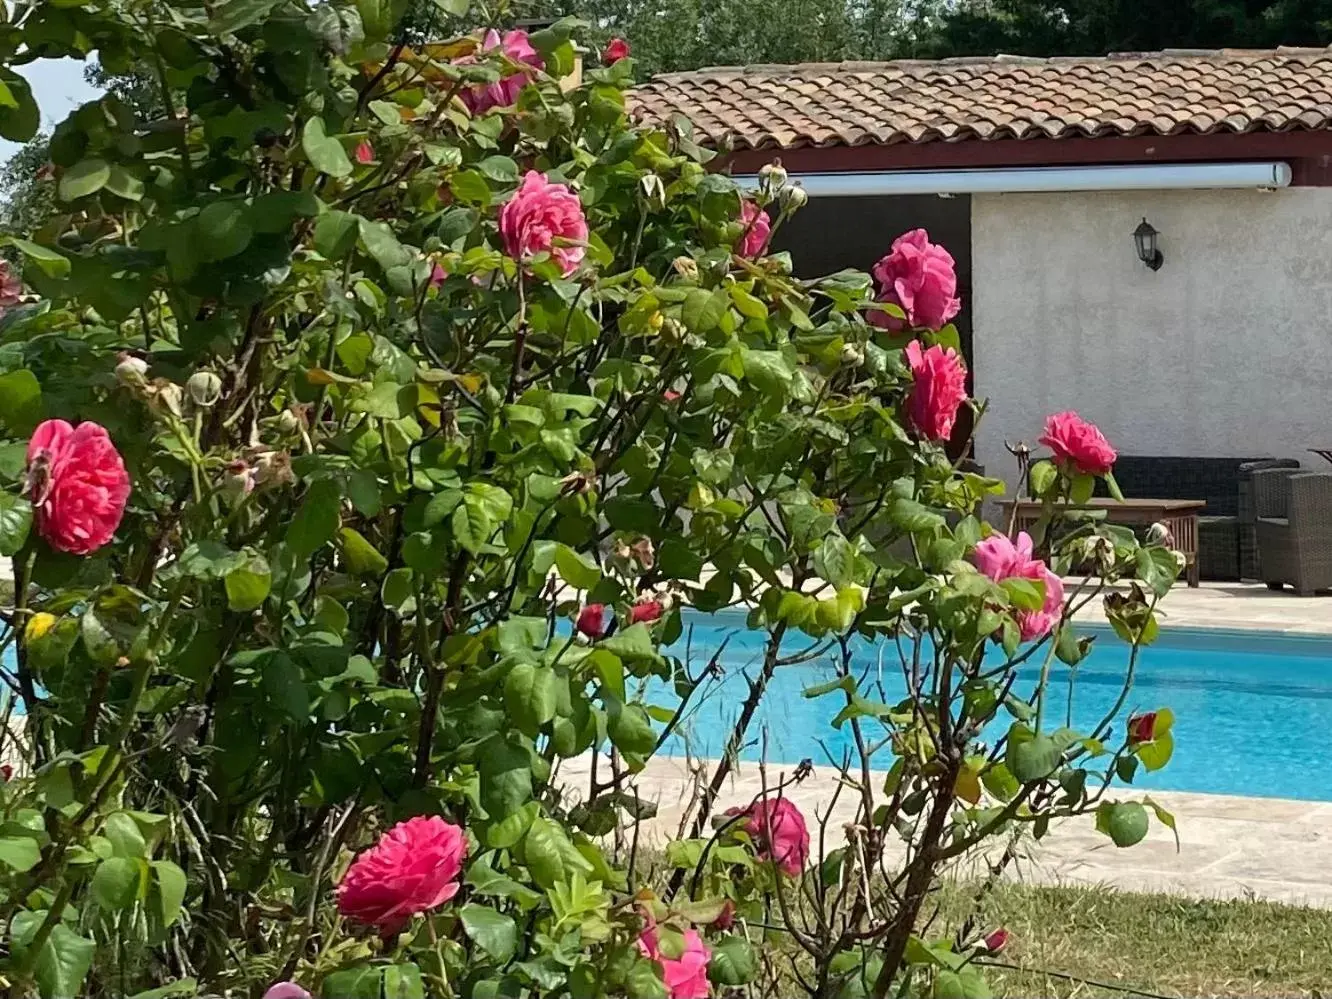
[971,187,1332,485]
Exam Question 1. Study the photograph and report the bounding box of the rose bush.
[0,3,1179,997]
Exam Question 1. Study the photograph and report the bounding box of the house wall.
[971,187,1332,487]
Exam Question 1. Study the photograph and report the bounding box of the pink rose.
[662,389,682,403]
[263,985,312,999]
[1128,711,1157,744]
[1039,411,1117,477]
[972,531,1064,641]
[638,925,711,999]
[27,420,131,556]
[0,260,22,310]
[354,140,375,165]
[904,340,967,442]
[603,37,631,64]
[868,229,961,331]
[459,29,544,115]
[429,261,448,288]
[726,797,809,876]
[336,815,466,934]
[628,599,664,625]
[577,603,609,639]
[499,171,588,278]
[982,928,1010,955]
[735,200,771,258]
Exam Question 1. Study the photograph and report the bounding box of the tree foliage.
[0,1,1178,997]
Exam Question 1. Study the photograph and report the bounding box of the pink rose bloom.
[459,29,544,115]
[735,200,771,258]
[263,986,312,999]
[576,603,609,639]
[336,815,466,934]
[603,37,631,64]
[726,797,809,876]
[429,261,448,288]
[628,598,664,625]
[354,140,374,165]
[972,531,1064,641]
[499,171,588,278]
[0,260,22,310]
[639,925,711,999]
[1039,411,1117,476]
[904,340,967,442]
[868,229,961,331]
[27,420,131,556]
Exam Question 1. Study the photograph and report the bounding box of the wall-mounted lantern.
[1133,217,1164,271]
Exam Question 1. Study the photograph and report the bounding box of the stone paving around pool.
[558,754,1332,908]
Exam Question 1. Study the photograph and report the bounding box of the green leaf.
[11,915,94,999]
[302,117,353,178]
[608,702,655,756]
[504,663,558,734]
[980,762,1020,802]
[450,169,492,206]
[0,370,43,435]
[288,479,341,558]
[127,980,199,999]
[1006,729,1060,783]
[381,568,414,613]
[0,72,38,142]
[453,484,512,554]
[338,527,389,577]
[262,652,310,721]
[321,966,383,999]
[1136,731,1174,772]
[92,856,143,910]
[7,238,70,280]
[477,155,519,183]
[150,860,187,926]
[741,349,794,397]
[0,835,40,872]
[225,556,271,612]
[1095,800,1150,847]
[460,904,518,962]
[359,217,414,272]
[708,935,757,986]
[209,0,282,33]
[104,165,145,202]
[314,210,360,259]
[307,3,365,53]
[554,544,601,590]
[682,288,728,333]
[1028,460,1057,497]
[58,157,111,201]
[1144,795,1180,850]
[103,812,147,858]
[197,200,253,261]
[522,816,589,889]
[933,967,992,999]
[0,493,32,556]
[599,624,657,661]
[478,735,533,819]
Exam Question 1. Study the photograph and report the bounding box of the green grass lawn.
[950,881,1332,997]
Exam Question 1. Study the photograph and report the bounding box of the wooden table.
[999,498,1204,588]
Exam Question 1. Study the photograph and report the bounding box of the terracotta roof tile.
[631,48,1332,149]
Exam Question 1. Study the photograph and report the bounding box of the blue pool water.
[658,614,1332,802]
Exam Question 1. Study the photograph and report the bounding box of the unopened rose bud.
[115,352,149,387]
[672,256,699,282]
[840,343,865,366]
[981,928,1010,955]
[628,597,664,625]
[560,470,595,496]
[779,183,808,212]
[1128,711,1157,744]
[576,603,609,639]
[221,458,255,503]
[758,160,788,199]
[186,370,223,408]
[1146,522,1172,545]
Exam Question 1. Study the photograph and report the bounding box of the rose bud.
[576,604,609,639]
[115,352,149,387]
[0,764,11,781]
[662,389,682,403]
[355,140,375,165]
[710,899,735,931]
[671,256,699,281]
[222,459,256,503]
[758,160,788,199]
[186,370,223,408]
[779,182,808,212]
[628,598,664,625]
[981,928,1010,955]
[602,37,630,65]
[1128,711,1157,744]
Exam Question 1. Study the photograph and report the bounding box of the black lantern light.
[1133,217,1164,271]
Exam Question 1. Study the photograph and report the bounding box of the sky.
[0,58,103,162]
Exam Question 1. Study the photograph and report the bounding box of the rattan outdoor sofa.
[1252,468,1332,596]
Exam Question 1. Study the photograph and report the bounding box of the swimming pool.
[660,614,1332,802]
